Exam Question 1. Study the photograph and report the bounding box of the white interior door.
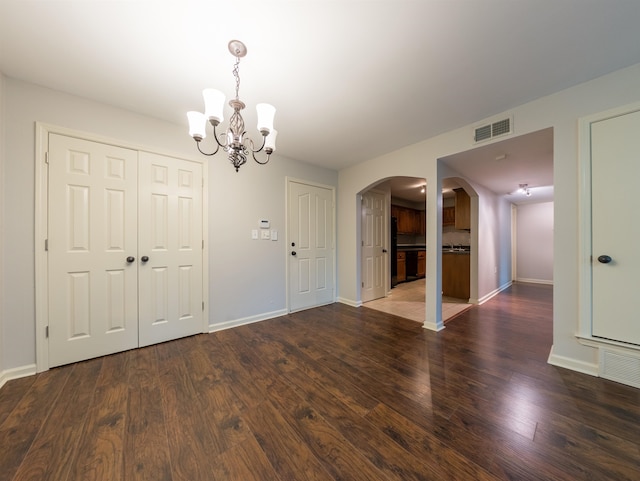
[361,191,386,302]
[138,152,203,347]
[48,134,139,367]
[288,180,335,312]
[591,109,640,345]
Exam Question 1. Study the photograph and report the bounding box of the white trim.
[35,122,210,372]
[208,308,288,333]
[338,297,361,308]
[547,346,598,377]
[285,177,337,313]
[422,320,446,332]
[0,364,37,389]
[0,73,4,375]
[577,102,640,342]
[516,278,553,285]
[471,280,513,305]
[577,334,640,353]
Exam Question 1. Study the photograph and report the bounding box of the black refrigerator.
[391,216,398,287]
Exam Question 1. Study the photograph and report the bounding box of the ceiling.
[1,1,640,200]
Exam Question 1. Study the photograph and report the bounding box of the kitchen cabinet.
[392,205,425,235]
[454,188,471,230]
[442,252,470,299]
[443,206,456,226]
[397,251,406,282]
[417,250,426,277]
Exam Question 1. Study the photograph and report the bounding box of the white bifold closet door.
[48,134,203,367]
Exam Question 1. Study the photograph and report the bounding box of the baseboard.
[422,320,445,332]
[474,281,513,305]
[0,364,37,390]
[516,277,553,285]
[208,308,288,333]
[337,297,361,308]
[547,346,599,376]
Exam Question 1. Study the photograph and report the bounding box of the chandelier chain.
[233,55,241,101]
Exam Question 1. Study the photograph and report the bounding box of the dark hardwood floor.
[1,282,638,480]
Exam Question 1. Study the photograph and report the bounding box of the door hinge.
[202,239,204,249]
[202,301,205,311]
[45,326,49,338]
[45,239,49,251]
[45,152,49,164]
[362,282,364,288]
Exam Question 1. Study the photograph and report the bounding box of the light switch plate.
[261,230,271,240]
[271,230,278,241]
[251,229,258,240]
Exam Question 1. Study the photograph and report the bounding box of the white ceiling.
[1,1,640,201]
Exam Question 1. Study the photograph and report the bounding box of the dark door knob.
[141,256,149,262]
[291,251,297,256]
[126,256,135,263]
[382,249,388,253]
[291,242,296,247]
[597,255,612,264]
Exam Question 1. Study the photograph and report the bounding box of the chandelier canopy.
[187,40,277,172]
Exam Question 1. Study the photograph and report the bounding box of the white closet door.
[138,151,203,347]
[48,134,139,367]
[591,109,640,345]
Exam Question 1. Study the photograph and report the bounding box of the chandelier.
[187,40,277,172]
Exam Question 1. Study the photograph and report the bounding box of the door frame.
[577,101,640,351]
[285,177,336,313]
[34,123,210,372]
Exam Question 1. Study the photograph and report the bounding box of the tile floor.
[363,278,471,324]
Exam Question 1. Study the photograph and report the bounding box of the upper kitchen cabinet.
[454,188,471,230]
[392,205,425,235]
[443,206,456,226]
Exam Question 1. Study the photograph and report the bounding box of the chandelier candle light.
[187,40,277,172]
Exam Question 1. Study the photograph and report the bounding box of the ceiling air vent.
[474,117,512,143]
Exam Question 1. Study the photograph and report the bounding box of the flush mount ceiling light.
[518,183,532,196]
[187,40,277,172]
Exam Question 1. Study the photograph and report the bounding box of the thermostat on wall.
[259,220,270,229]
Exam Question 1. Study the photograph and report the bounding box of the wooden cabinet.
[397,251,406,282]
[417,251,426,277]
[443,206,456,226]
[442,253,470,299]
[454,188,471,230]
[392,205,425,235]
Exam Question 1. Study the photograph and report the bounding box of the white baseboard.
[547,346,599,376]
[516,277,553,285]
[0,364,37,390]
[422,320,445,332]
[337,297,361,308]
[473,281,513,305]
[208,308,288,333]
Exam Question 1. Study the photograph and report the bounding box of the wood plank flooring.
[1,282,639,480]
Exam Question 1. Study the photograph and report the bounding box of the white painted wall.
[0,77,337,372]
[516,202,554,284]
[338,62,640,375]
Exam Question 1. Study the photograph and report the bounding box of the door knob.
[382,249,388,253]
[141,256,149,262]
[291,251,297,256]
[597,255,612,264]
[126,256,135,263]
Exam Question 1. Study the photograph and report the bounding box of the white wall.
[337,62,640,374]
[0,77,337,372]
[516,202,554,284]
